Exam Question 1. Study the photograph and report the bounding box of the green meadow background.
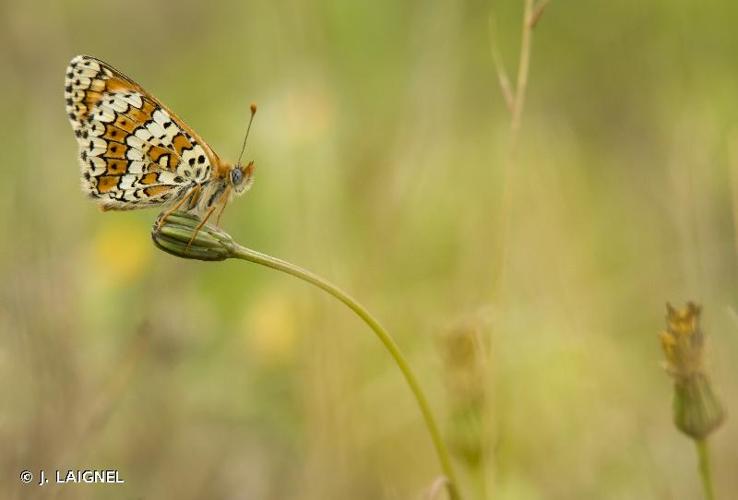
[1,1,737,498]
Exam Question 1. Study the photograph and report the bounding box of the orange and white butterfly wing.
[64,55,218,210]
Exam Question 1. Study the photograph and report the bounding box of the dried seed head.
[660,302,724,439]
[440,319,489,467]
[660,302,704,378]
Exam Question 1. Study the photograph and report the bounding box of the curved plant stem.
[695,439,716,500]
[152,212,461,498]
[231,244,461,500]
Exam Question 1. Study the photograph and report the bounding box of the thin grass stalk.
[695,439,716,500]
[490,0,545,293]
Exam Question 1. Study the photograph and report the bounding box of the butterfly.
[64,55,256,229]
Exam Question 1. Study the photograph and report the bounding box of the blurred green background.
[1,0,737,498]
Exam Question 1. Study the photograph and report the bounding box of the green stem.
[695,438,716,500]
[232,244,461,500]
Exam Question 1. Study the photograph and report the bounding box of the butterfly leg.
[214,186,233,227]
[186,205,218,249]
[157,185,202,229]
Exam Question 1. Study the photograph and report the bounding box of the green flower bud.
[151,211,237,261]
[672,373,725,440]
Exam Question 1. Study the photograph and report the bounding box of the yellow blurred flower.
[91,219,152,286]
[243,293,297,366]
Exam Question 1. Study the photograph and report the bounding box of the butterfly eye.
[231,167,243,185]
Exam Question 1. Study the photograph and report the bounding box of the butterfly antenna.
[236,103,257,165]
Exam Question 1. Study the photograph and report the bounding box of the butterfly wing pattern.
[64,55,219,212]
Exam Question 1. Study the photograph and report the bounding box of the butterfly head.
[229,161,255,195]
